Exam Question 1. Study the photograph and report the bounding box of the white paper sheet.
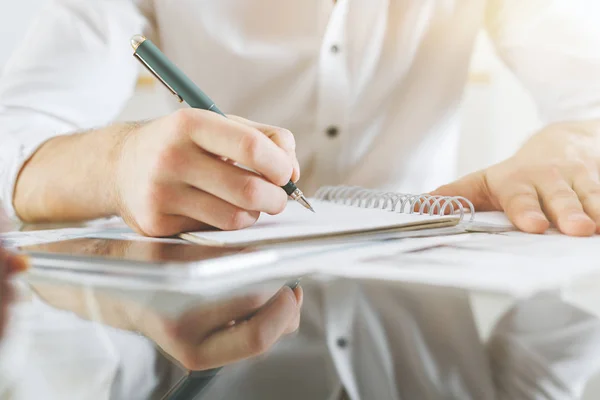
[183,200,457,246]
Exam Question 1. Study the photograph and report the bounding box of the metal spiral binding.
[314,186,475,222]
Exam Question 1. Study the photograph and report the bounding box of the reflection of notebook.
[180,185,493,247]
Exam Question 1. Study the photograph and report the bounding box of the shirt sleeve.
[485,0,600,126]
[0,0,152,221]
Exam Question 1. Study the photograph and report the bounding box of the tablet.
[18,238,278,279]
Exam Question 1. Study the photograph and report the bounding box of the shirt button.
[330,44,340,54]
[336,337,348,348]
[326,126,339,138]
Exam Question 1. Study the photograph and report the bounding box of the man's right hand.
[114,110,299,236]
[14,110,300,236]
[30,279,303,371]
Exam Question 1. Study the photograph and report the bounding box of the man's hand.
[31,280,303,371]
[432,120,600,236]
[114,110,299,236]
[145,286,303,371]
[14,110,300,237]
[0,209,28,339]
[0,248,27,339]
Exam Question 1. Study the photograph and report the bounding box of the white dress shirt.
[2,1,600,399]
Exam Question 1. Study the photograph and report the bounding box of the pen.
[130,34,315,213]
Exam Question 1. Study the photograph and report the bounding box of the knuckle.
[569,159,588,172]
[503,169,526,183]
[247,326,273,355]
[532,162,561,179]
[579,185,600,202]
[154,145,185,175]
[223,209,254,231]
[239,132,263,164]
[548,188,576,200]
[147,184,175,212]
[586,186,600,197]
[171,108,197,133]
[240,177,262,208]
[274,128,296,148]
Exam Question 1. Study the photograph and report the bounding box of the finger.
[283,286,303,334]
[126,212,212,237]
[535,170,596,236]
[493,180,550,234]
[178,149,288,215]
[183,110,293,186]
[229,116,300,182]
[170,186,260,231]
[185,286,299,370]
[430,171,497,211]
[6,254,29,275]
[572,176,600,233]
[172,291,274,342]
[1,281,14,304]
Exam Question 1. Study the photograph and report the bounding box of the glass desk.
[2,221,600,399]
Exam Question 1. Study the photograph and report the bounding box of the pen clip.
[133,53,183,103]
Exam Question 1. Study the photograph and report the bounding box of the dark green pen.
[131,34,314,213]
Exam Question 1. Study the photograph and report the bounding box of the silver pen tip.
[298,196,316,213]
[130,34,147,50]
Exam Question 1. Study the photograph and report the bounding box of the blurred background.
[0,0,542,181]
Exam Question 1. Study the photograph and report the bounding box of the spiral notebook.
[180,186,504,247]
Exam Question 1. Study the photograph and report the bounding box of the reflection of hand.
[138,286,303,371]
[31,281,303,371]
[0,247,28,340]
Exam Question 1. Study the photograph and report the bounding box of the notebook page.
[463,211,515,233]
[181,199,458,246]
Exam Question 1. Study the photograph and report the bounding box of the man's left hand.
[432,120,600,237]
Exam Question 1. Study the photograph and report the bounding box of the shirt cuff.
[0,108,75,222]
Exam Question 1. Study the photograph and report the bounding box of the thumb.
[430,170,498,212]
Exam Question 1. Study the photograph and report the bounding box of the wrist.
[108,121,145,220]
[13,136,65,222]
[106,123,136,218]
[12,123,142,223]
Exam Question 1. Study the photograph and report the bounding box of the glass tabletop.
[3,221,600,399]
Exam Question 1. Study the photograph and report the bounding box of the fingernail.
[568,213,592,222]
[525,211,547,221]
[285,279,300,290]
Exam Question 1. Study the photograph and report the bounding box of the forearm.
[13,123,133,223]
[30,281,143,332]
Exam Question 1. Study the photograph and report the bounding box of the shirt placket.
[324,279,360,400]
[314,0,351,186]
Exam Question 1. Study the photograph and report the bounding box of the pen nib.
[297,195,316,213]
